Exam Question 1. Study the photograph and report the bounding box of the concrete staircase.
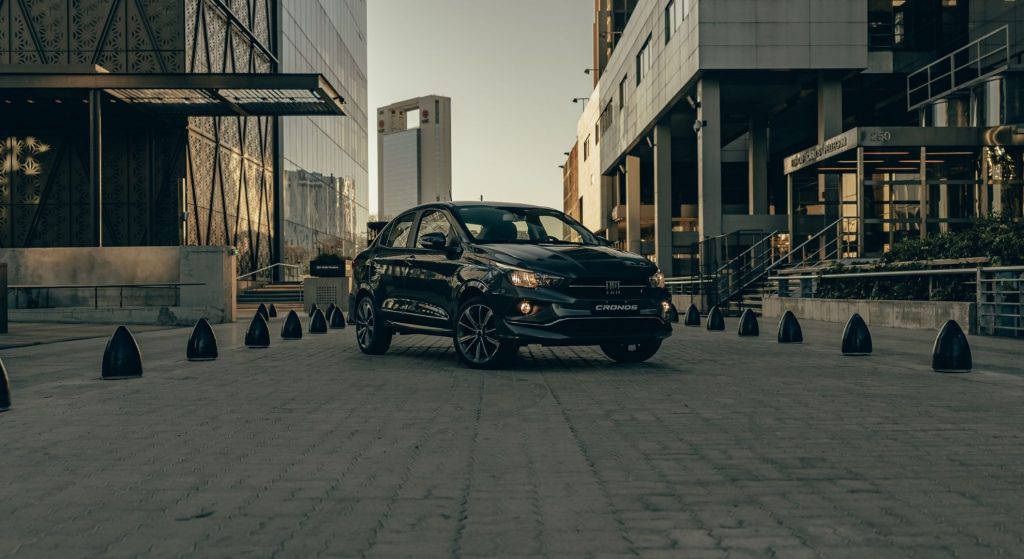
[237,282,304,315]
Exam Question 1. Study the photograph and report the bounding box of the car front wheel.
[354,295,393,355]
[453,298,517,369]
[600,340,662,363]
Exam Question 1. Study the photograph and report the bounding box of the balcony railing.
[907,25,1010,111]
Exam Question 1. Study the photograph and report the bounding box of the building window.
[619,75,628,108]
[598,102,614,142]
[583,135,591,161]
[636,35,652,85]
[665,0,684,43]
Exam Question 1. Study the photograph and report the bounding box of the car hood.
[478,244,658,280]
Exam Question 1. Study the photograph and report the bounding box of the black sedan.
[349,202,673,368]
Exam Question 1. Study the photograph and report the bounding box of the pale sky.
[367,0,594,215]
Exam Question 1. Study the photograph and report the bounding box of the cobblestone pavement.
[1,316,1023,558]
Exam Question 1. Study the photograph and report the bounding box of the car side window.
[381,214,415,248]
[418,210,455,241]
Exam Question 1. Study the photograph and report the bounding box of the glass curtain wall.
[791,147,1022,257]
[279,0,369,271]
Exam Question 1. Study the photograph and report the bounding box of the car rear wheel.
[600,340,662,363]
[355,295,393,355]
[453,298,517,369]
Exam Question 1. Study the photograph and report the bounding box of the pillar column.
[856,147,865,256]
[88,89,104,247]
[625,155,642,254]
[748,116,769,216]
[920,146,929,239]
[697,77,722,240]
[654,122,673,273]
[979,150,990,218]
[818,74,843,254]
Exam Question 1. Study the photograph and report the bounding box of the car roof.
[411,201,550,211]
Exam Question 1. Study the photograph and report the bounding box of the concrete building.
[593,0,640,86]
[376,95,452,218]
[569,0,1024,280]
[0,0,363,279]
[563,143,580,221]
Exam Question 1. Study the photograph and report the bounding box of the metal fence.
[762,265,1024,338]
[8,283,206,310]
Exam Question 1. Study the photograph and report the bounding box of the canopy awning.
[0,65,346,117]
[784,126,1024,174]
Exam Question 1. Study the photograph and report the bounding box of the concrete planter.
[761,297,977,334]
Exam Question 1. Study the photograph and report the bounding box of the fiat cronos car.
[349,202,673,368]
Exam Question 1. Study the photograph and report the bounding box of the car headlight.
[649,272,665,288]
[506,268,564,289]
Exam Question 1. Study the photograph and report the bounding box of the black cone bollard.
[842,314,872,356]
[329,307,346,329]
[309,309,328,334]
[308,304,319,318]
[282,310,303,340]
[102,326,143,379]
[186,318,219,361]
[932,320,972,373]
[706,306,725,331]
[325,303,337,321]
[738,309,759,337]
[684,304,701,327]
[1,358,11,412]
[268,303,278,318]
[668,303,679,324]
[257,303,269,322]
[777,310,803,344]
[245,313,271,348]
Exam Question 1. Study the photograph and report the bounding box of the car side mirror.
[596,236,612,247]
[419,232,448,251]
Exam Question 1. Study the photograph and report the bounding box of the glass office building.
[0,0,364,277]
[278,0,369,271]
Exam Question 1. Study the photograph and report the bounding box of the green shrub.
[814,215,1022,302]
[882,214,1024,265]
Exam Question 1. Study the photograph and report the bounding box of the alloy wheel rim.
[457,304,499,363]
[355,299,374,348]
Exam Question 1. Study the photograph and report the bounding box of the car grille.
[567,279,649,299]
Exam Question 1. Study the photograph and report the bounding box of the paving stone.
[0,319,1022,557]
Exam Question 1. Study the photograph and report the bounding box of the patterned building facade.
[182,0,275,275]
[0,0,362,277]
[0,0,189,250]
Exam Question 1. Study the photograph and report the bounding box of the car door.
[403,209,463,328]
[372,212,417,320]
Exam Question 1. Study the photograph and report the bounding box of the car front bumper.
[489,285,673,346]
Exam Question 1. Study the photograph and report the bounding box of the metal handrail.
[775,217,844,269]
[907,25,1010,111]
[665,276,713,286]
[714,230,780,276]
[9,282,206,310]
[9,282,205,289]
[237,263,302,281]
[769,265,1024,282]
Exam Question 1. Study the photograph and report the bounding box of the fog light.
[661,301,672,313]
[519,301,534,315]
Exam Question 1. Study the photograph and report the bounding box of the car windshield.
[455,206,599,245]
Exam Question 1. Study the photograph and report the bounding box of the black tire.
[600,340,663,363]
[453,297,517,369]
[354,295,393,355]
